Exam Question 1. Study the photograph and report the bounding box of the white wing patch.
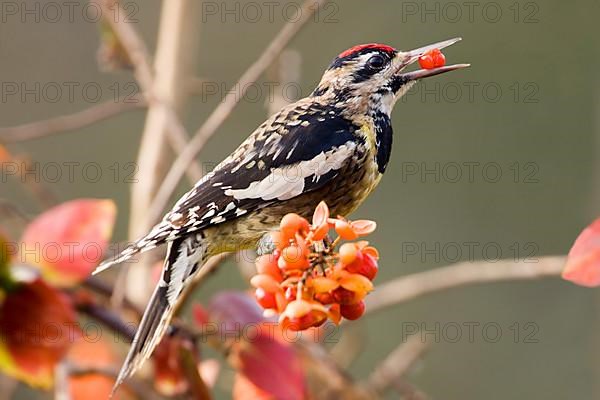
[224,141,355,201]
[165,236,206,306]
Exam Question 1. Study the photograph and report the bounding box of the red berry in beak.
[418,48,446,69]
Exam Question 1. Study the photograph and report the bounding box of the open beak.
[396,37,470,81]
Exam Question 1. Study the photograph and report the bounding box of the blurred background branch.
[367,256,565,314]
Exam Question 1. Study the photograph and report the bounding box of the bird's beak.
[395,37,470,81]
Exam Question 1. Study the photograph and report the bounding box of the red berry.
[340,301,365,320]
[255,288,277,309]
[284,311,326,331]
[418,54,434,69]
[431,49,446,67]
[345,253,378,281]
[418,49,445,70]
[314,292,335,305]
[332,287,359,305]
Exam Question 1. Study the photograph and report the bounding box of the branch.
[54,362,71,400]
[96,0,202,185]
[0,97,144,143]
[95,0,153,90]
[296,339,361,399]
[328,325,365,368]
[147,0,328,225]
[366,256,565,315]
[75,300,135,342]
[365,334,429,396]
[0,149,57,207]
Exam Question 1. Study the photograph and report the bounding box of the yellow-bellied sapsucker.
[95,38,468,391]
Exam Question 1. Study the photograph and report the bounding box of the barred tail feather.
[111,234,207,397]
[111,284,172,397]
[93,222,174,275]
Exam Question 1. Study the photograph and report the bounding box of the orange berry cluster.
[250,202,379,331]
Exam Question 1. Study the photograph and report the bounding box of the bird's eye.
[366,54,386,71]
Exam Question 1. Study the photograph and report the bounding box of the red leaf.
[563,219,600,287]
[0,145,10,162]
[192,303,210,326]
[0,279,78,388]
[207,292,305,399]
[67,338,135,400]
[232,324,305,400]
[20,199,116,287]
[233,373,273,400]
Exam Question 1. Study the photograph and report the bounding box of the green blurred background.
[1,0,600,398]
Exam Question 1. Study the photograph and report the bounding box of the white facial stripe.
[224,142,356,201]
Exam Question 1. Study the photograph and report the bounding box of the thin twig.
[75,301,136,342]
[328,325,366,369]
[83,275,143,315]
[0,97,145,143]
[365,333,429,395]
[96,0,153,90]
[180,344,213,400]
[297,340,372,400]
[366,256,565,315]
[96,0,202,184]
[54,362,71,400]
[0,199,31,222]
[147,0,328,225]
[266,49,302,115]
[1,149,57,207]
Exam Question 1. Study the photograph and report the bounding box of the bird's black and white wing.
[94,103,361,274]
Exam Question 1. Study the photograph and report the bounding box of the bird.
[95,37,468,392]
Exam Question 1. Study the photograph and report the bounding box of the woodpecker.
[96,37,468,392]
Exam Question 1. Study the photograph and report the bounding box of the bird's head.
[313,38,469,115]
